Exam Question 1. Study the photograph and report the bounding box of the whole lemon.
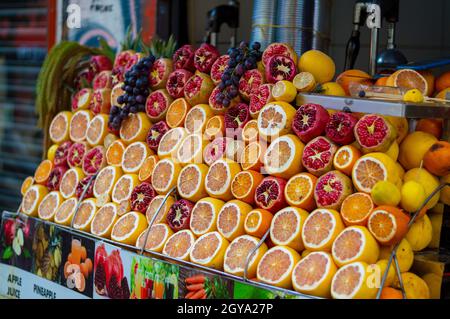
[375,259,395,287]
[403,89,424,103]
[47,144,59,162]
[371,180,401,206]
[399,131,437,170]
[422,273,441,299]
[320,82,346,96]
[379,239,414,272]
[298,50,335,84]
[400,180,426,213]
[403,168,440,209]
[385,141,399,161]
[406,214,433,251]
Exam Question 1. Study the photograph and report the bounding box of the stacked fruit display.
[19,40,450,300]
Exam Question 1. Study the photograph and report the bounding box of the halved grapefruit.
[122,141,152,174]
[20,176,34,196]
[166,97,190,128]
[54,197,78,226]
[257,102,296,142]
[184,104,213,134]
[72,198,97,232]
[110,211,148,245]
[93,166,122,198]
[38,191,63,221]
[34,159,53,185]
[240,141,266,172]
[189,231,229,270]
[136,223,174,253]
[49,111,72,144]
[138,155,159,182]
[224,235,268,277]
[189,197,224,236]
[157,127,188,159]
[119,112,151,144]
[151,158,182,194]
[263,134,304,179]
[163,229,196,261]
[86,114,109,146]
[69,110,93,143]
[177,163,208,201]
[111,174,139,204]
[145,195,176,224]
[330,261,378,299]
[216,200,253,241]
[21,185,48,216]
[59,167,85,199]
[90,202,119,238]
[270,206,309,252]
[205,158,241,201]
[176,133,207,165]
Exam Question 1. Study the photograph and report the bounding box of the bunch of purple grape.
[108,55,156,130]
[216,41,262,107]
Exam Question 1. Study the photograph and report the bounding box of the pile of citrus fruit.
[19,41,450,299]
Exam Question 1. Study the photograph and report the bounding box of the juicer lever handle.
[344,29,360,70]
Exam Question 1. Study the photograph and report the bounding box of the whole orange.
[435,71,450,93]
[336,69,372,95]
[415,119,443,139]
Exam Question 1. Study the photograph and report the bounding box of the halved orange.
[231,170,264,204]
[138,155,159,182]
[111,174,139,203]
[103,133,118,149]
[93,166,122,198]
[72,198,97,232]
[166,97,190,128]
[240,141,265,172]
[217,200,253,241]
[189,197,224,236]
[352,153,398,193]
[184,104,213,134]
[54,197,78,226]
[119,112,151,144]
[333,145,361,176]
[38,191,63,221]
[190,231,229,269]
[176,133,207,165]
[34,159,53,184]
[145,195,176,224]
[367,205,410,246]
[86,114,109,146]
[122,141,152,174]
[60,167,85,199]
[106,139,126,167]
[292,251,337,298]
[111,211,148,245]
[177,163,208,201]
[387,69,428,95]
[204,115,225,140]
[302,208,345,252]
[136,223,173,252]
[340,192,374,226]
[205,158,242,201]
[69,110,93,143]
[117,199,131,216]
[263,134,304,179]
[331,261,378,299]
[151,158,182,194]
[20,176,34,196]
[224,235,268,277]
[293,72,316,92]
[270,207,309,252]
[284,172,318,211]
[241,119,259,143]
[49,111,72,144]
[90,202,119,238]
[21,185,48,216]
[163,229,196,261]
[157,127,188,159]
[244,208,273,238]
[256,246,301,289]
[257,102,296,141]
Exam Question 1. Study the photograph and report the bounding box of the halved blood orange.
[387,69,428,95]
[38,191,63,221]
[224,235,268,277]
[340,192,374,226]
[189,197,224,236]
[163,229,196,261]
[157,127,188,158]
[60,167,85,199]
[136,223,174,252]
[177,163,208,201]
[122,141,152,174]
[86,114,109,146]
[110,211,148,245]
[49,111,72,144]
[189,231,229,269]
[20,176,34,196]
[176,133,207,165]
[330,261,378,299]
[367,205,410,246]
[291,251,337,298]
[151,158,182,194]
[302,208,345,252]
[69,110,93,143]
[119,112,151,144]
[352,153,398,193]
[145,195,176,224]
[205,158,241,201]
[231,170,264,204]
[73,198,97,232]
[112,174,139,204]
[241,119,259,143]
[184,104,213,134]
[138,155,159,182]
[217,200,253,241]
[244,209,273,238]
[93,166,122,198]
[240,141,265,172]
[331,226,380,267]
[21,185,48,216]
[284,172,318,211]
[270,207,309,252]
[256,102,296,141]
[106,139,126,167]
[166,97,190,128]
[333,145,361,176]
[34,159,53,185]
[90,202,119,238]
[54,197,78,226]
[263,134,304,179]
[204,115,225,140]
[256,246,301,289]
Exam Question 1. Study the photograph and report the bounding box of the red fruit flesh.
[146,120,170,151]
[265,55,296,83]
[67,142,89,168]
[166,69,193,99]
[184,73,214,106]
[249,83,274,118]
[302,136,338,177]
[203,137,228,166]
[82,146,106,175]
[292,103,330,143]
[130,182,157,213]
[224,103,250,138]
[93,71,113,90]
[46,166,68,191]
[262,43,297,68]
[74,68,95,90]
[210,55,230,85]
[209,84,241,114]
[112,50,135,85]
[95,243,107,271]
[166,199,194,231]
[313,170,352,210]
[194,43,220,73]
[238,69,265,101]
[254,176,287,213]
[354,114,396,153]
[173,44,195,72]
[105,250,124,296]
[325,112,358,145]
[149,58,173,90]
[76,175,96,200]
[71,89,90,112]
[91,88,112,115]
[145,89,173,122]
[54,141,72,167]
[90,55,113,74]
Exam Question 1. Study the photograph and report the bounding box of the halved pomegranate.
[193,43,220,73]
[302,136,338,176]
[90,55,113,74]
[93,71,113,90]
[112,50,136,85]
[313,170,352,210]
[265,55,296,83]
[238,69,265,100]
[54,141,72,167]
[254,176,287,213]
[173,44,195,72]
[166,69,193,99]
[130,182,157,213]
[166,199,194,231]
[76,175,95,199]
[184,73,214,106]
[224,103,250,138]
[354,114,397,153]
[262,42,298,67]
[74,68,95,90]
[149,58,173,90]
[203,137,228,166]
[209,84,241,114]
[47,166,68,191]
[210,55,230,85]
[325,111,358,145]
[146,120,170,151]
[292,103,330,143]
[82,146,106,175]
[249,83,274,118]
[91,88,112,115]
[145,89,173,122]
[67,142,89,168]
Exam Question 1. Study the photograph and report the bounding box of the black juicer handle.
[344,29,360,70]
